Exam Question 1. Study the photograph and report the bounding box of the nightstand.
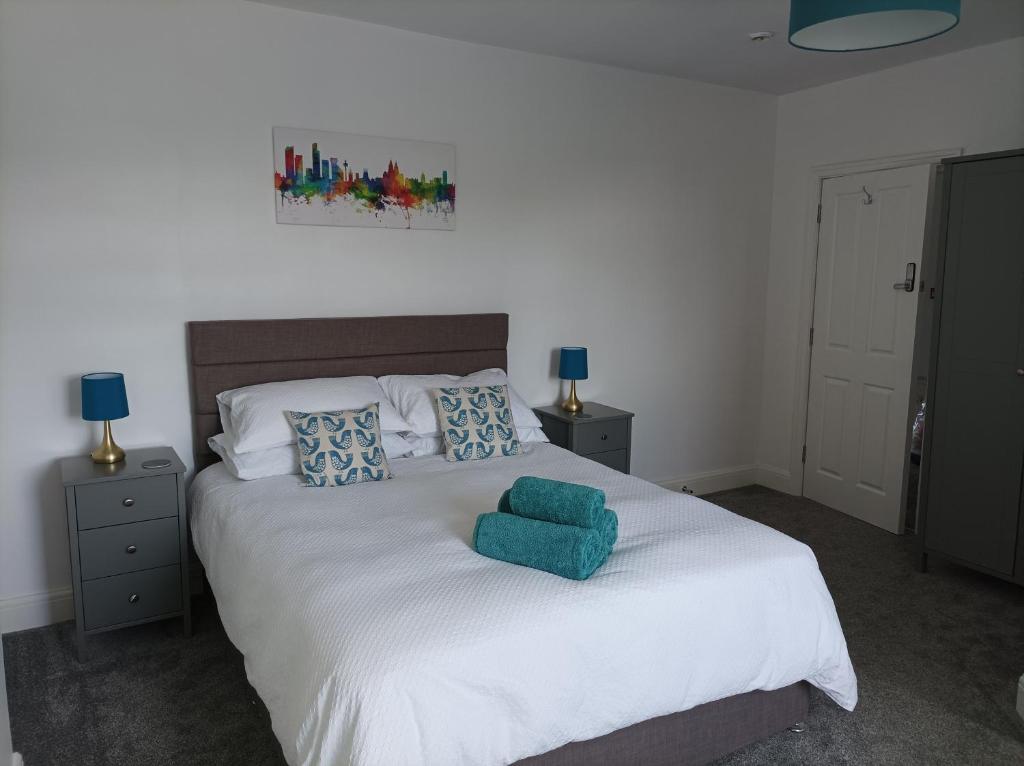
[533,403,634,473]
[60,446,190,658]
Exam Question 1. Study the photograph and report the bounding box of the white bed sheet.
[190,444,857,766]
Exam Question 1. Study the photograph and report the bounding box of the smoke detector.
[748,31,775,42]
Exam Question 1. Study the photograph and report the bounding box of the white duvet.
[190,444,857,766]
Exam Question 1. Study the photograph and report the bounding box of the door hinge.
[801,444,807,463]
[809,327,814,346]
[816,204,822,224]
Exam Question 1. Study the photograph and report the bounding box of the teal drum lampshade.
[789,0,960,51]
[81,372,129,463]
[558,347,588,414]
[558,347,589,381]
[81,373,129,421]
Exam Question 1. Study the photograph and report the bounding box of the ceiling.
[250,0,1023,94]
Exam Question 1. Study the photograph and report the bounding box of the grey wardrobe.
[918,149,1024,585]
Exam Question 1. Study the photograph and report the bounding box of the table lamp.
[82,372,129,463]
[559,347,588,414]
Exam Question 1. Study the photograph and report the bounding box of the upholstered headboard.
[186,314,509,470]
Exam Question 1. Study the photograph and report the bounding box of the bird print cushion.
[433,385,521,462]
[285,403,392,487]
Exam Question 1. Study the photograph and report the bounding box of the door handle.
[893,262,916,292]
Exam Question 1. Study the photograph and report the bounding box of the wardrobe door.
[924,156,1024,575]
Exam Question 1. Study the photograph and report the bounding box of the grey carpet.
[4,486,1024,765]
[707,487,1024,766]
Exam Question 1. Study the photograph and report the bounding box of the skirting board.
[754,464,794,493]
[1,569,204,635]
[658,465,757,496]
[658,465,795,497]
[0,587,73,636]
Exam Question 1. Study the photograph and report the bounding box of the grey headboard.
[186,313,509,470]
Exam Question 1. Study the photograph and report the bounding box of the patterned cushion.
[434,385,521,462]
[285,403,392,487]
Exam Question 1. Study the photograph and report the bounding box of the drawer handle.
[600,434,608,441]
[128,593,140,604]
[125,545,137,554]
[122,498,135,508]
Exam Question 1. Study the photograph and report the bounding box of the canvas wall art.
[273,127,455,230]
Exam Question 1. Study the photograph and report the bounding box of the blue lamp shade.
[558,347,588,381]
[789,0,960,51]
[81,372,129,421]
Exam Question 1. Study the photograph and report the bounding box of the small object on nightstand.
[534,402,634,473]
[142,458,172,469]
[60,446,191,660]
[558,347,588,413]
[81,372,129,463]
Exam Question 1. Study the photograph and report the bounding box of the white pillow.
[208,431,414,481]
[519,426,550,444]
[378,369,542,437]
[404,434,445,457]
[216,376,412,455]
[405,426,548,457]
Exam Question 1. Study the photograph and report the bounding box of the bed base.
[513,682,810,766]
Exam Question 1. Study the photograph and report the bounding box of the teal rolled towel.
[498,491,617,553]
[509,476,606,528]
[600,509,618,552]
[473,511,608,580]
[499,491,617,553]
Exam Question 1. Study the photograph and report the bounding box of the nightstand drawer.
[78,517,180,580]
[587,449,628,473]
[575,419,629,455]
[82,565,182,630]
[76,474,177,530]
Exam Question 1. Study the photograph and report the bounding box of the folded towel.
[498,490,617,553]
[508,476,606,528]
[473,511,608,580]
[600,509,618,552]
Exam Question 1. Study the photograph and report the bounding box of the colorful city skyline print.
[273,127,455,230]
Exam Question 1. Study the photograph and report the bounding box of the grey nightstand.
[60,446,190,658]
[533,403,634,473]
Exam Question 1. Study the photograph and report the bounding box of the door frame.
[788,148,962,501]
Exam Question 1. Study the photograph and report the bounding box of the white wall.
[755,38,1024,493]
[0,0,776,630]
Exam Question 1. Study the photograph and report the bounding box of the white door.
[804,164,931,533]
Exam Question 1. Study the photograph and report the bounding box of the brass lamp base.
[91,420,125,464]
[561,380,584,414]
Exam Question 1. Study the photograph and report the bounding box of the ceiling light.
[789,0,960,52]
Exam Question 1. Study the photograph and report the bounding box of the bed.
[186,313,857,766]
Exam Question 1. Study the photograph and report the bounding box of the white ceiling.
[249,0,1024,93]
[250,0,1024,94]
